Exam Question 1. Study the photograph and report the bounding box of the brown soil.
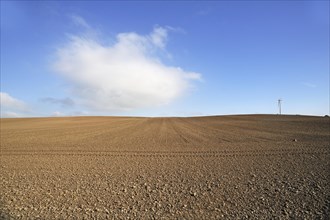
[0,115,329,219]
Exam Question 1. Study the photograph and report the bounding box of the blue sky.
[1,1,329,117]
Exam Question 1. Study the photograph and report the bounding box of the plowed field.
[1,115,329,219]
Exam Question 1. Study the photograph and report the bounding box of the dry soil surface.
[0,115,329,219]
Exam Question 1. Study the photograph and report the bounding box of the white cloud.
[149,27,168,49]
[53,26,201,112]
[51,111,63,117]
[1,111,20,118]
[0,92,29,117]
[0,92,27,111]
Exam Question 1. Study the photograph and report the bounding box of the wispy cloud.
[71,14,90,29]
[149,27,168,49]
[0,92,29,117]
[53,23,201,113]
[301,82,317,88]
[41,97,75,107]
[0,92,26,110]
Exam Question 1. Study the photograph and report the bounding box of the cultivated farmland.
[0,115,329,219]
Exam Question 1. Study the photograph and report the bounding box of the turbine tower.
[278,99,282,115]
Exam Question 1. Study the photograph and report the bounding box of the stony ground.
[0,115,329,219]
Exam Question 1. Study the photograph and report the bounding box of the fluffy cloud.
[0,92,29,117]
[53,26,201,112]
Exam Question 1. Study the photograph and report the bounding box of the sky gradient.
[1,1,329,117]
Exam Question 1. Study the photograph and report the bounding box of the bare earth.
[0,115,329,219]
